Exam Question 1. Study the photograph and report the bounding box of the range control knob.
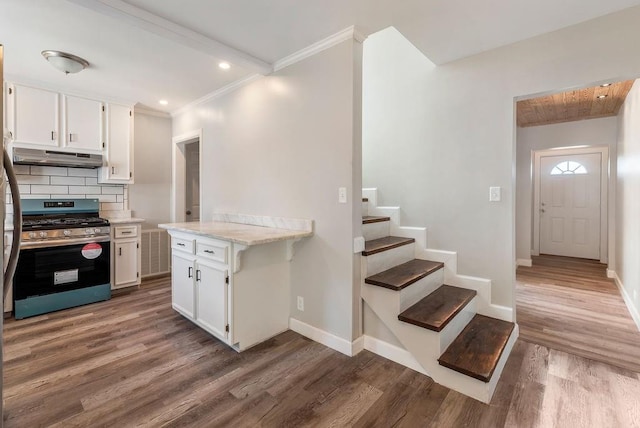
[94,228,101,234]
[63,230,72,237]
[85,228,93,235]
[28,232,36,239]
[39,231,47,238]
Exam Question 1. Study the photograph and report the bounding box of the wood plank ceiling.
[516,80,634,127]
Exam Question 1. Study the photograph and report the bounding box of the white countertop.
[158,221,313,246]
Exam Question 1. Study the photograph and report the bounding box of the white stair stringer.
[361,282,517,403]
[363,187,513,323]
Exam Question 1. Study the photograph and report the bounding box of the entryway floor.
[517,254,640,373]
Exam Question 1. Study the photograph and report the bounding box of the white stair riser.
[398,268,444,312]
[362,201,368,216]
[437,297,476,353]
[363,243,414,276]
[363,220,390,241]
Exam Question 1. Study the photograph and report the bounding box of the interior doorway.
[171,129,202,223]
[185,142,200,222]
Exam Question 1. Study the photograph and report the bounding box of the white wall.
[515,117,618,263]
[615,80,640,320]
[129,112,172,229]
[363,8,640,309]
[172,39,363,341]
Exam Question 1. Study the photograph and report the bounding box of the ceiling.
[2,0,640,113]
[517,80,635,127]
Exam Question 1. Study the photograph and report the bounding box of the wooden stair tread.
[365,259,443,290]
[362,215,391,224]
[438,314,515,382]
[398,285,476,331]
[362,236,415,256]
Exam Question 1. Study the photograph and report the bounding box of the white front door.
[539,153,601,259]
[185,142,200,222]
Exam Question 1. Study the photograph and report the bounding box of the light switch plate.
[489,186,501,202]
[338,187,347,203]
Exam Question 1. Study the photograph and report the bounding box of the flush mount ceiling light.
[218,62,230,70]
[41,50,89,74]
[597,94,608,99]
[159,100,168,106]
[600,83,612,87]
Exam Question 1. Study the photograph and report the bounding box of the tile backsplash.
[5,164,128,223]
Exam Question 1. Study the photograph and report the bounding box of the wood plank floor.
[4,277,640,427]
[516,254,640,373]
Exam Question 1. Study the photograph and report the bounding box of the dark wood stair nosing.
[397,285,476,332]
[364,259,444,291]
[437,314,515,383]
[362,216,391,225]
[361,236,415,256]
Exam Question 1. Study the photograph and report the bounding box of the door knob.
[540,209,546,213]
[186,210,192,215]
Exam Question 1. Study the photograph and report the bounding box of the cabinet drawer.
[196,240,228,264]
[114,225,138,238]
[172,237,194,253]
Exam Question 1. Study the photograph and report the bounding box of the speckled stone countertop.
[158,221,313,246]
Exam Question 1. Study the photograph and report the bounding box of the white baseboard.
[609,271,640,332]
[363,335,427,375]
[478,304,515,323]
[516,258,532,267]
[289,318,363,356]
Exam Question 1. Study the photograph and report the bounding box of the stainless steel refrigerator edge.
[1,43,24,427]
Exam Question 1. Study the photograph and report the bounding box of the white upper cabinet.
[99,103,133,184]
[8,84,60,147]
[63,95,103,152]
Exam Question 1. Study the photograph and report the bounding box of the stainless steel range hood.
[13,148,103,169]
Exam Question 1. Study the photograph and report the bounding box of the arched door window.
[550,161,587,175]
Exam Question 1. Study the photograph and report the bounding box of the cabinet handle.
[204,249,215,254]
[177,243,185,247]
[69,133,73,142]
[51,131,56,140]
[118,247,122,256]
[196,269,201,281]
[188,266,193,278]
[121,231,132,234]
[111,166,115,174]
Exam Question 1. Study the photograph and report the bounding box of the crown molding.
[170,25,368,117]
[273,25,368,72]
[134,105,171,118]
[67,0,272,75]
[171,73,262,117]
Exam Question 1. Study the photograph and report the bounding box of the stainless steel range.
[14,199,111,319]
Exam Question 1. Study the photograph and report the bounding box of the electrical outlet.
[353,236,365,253]
[297,296,304,311]
[338,187,347,204]
[489,186,501,202]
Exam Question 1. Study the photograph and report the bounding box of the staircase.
[360,189,517,403]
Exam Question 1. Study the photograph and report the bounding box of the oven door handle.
[20,235,110,250]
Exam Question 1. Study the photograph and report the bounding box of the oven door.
[14,237,110,300]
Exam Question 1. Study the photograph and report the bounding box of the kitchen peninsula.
[159,214,313,351]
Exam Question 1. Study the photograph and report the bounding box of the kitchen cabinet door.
[195,260,228,340]
[64,95,103,152]
[171,251,196,319]
[8,84,59,147]
[114,239,139,289]
[100,103,133,183]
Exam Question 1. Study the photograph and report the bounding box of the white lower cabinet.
[167,230,290,352]
[171,251,196,318]
[195,260,228,339]
[111,223,142,290]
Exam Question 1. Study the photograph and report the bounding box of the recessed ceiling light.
[159,100,168,105]
[600,83,612,87]
[218,62,231,70]
[597,95,608,99]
